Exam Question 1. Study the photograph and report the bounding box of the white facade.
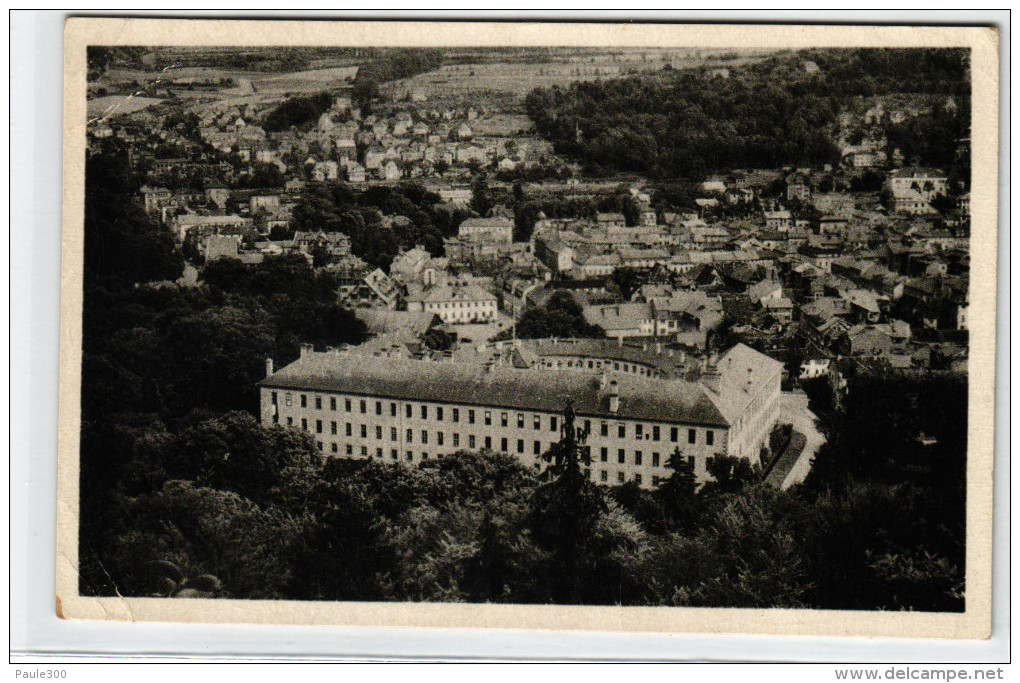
[259,344,783,488]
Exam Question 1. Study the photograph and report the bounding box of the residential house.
[338,268,402,310]
[458,216,514,245]
[582,303,655,340]
[407,280,499,324]
[597,212,626,229]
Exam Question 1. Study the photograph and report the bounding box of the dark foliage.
[84,148,184,288]
[498,291,605,340]
[525,48,969,179]
[262,92,333,132]
[352,49,445,111]
[287,181,471,270]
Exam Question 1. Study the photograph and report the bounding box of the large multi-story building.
[457,216,514,245]
[405,280,499,323]
[258,342,783,488]
[887,168,949,215]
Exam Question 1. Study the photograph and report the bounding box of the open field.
[383,50,773,99]
[248,66,359,92]
[102,64,358,94]
[86,95,163,119]
[93,64,360,118]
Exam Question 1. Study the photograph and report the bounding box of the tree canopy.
[525,48,969,179]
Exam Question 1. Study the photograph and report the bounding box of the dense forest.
[524,48,970,179]
[262,91,335,132]
[352,49,445,111]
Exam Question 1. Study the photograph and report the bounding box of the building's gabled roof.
[746,279,783,304]
[459,216,513,229]
[582,303,652,332]
[762,296,794,310]
[702,343,785,426]
[843,288,882,314]
[260,351,730,427]
[419,283,497,304]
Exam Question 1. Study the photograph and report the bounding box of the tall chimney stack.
[300,343,313,358]
[265,357,274,377]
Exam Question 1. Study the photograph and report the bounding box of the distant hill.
[525,48,970,179]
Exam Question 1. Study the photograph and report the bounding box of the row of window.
[295,418,714,471]
[541,358,661,378]
[597,422,714,446]
[273,394,566,431]
[426,300,495,309]
[293,421,547,455]
[280,415,715,453]
[271,392,716,446]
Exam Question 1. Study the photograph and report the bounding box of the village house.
[249,194,281,214]
[596,212,627,229]
[887,168,949,215]
[406,280,499,324]
[533,236,577,275]
[172,214,250,242]
[338,268,402,310]
[458,216,514,245]
[292,231,352,261]
[764,209,793,232]
[140,185,172,214]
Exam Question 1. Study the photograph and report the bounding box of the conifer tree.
[655,446,699,531]
[528,403,606,603]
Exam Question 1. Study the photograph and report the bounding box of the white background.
[8,9,1011,666]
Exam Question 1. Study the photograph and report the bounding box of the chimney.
[608,379,620,414]
[617,335,624,348]
[702,367,722,394]
[701,350,723,394]
[265,357,274,377]
[656,342,663,355]
[300,343,313,358]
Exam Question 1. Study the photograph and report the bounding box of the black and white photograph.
[55,18,999,638]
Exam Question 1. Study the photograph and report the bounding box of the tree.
[84,148,184,288]
[168,412,322,505]
[470,174,493,216]
[676,487,812,608]
[699,455,759,498]
[262,91,333,132]
[503,291,605,340]
[654,447,699,532]
[528,405,608,603]
[101,480,299,599]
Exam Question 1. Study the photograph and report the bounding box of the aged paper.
[59,18,999,638]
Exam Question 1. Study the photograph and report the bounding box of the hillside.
[524,48,970,179]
